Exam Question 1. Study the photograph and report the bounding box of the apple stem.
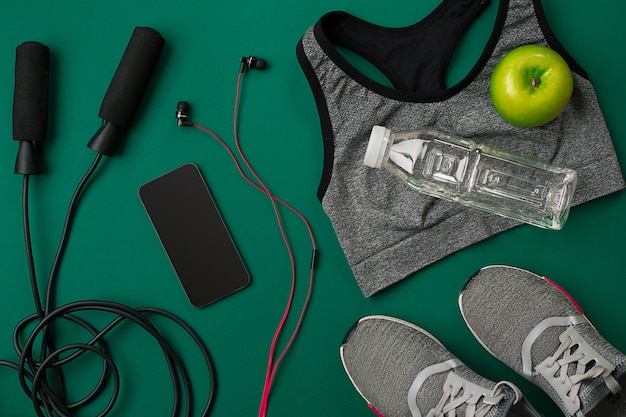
[531,77,540,89]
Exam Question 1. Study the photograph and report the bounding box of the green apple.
[489,44,573,127]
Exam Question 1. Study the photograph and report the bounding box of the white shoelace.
[428,378,521,417]
[537,326,621,416]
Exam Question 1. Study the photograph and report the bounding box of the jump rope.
[7,27,316,416]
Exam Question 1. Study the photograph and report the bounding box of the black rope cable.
[2,153,217,416]
[14,312,112,414]
[31,343,120,417]
[44,153,103,313]
[22,174,44,317]
[18,301,208,417]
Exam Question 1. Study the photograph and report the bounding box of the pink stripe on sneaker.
[543,276,583,313]
[368,403,385,416]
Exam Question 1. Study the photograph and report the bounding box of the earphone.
[176,55,268,126]
[176,100,192,126]
[240,55,267,73]
[176,55,317,417]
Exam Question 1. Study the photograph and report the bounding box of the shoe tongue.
[579,367,626,415]
[487,385,518,417]
[574,357,625,414]
[579,379,610,414]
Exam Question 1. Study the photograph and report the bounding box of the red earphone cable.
[190,72,317,417]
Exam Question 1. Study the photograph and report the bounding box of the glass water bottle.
[363,126,577,230]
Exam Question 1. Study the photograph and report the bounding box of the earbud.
[240,56,267,74]
[175,101,193,126]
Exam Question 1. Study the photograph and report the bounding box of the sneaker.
[459,265,626,417]
[339,315,542,417]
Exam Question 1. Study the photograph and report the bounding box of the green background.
[1,0,625,416]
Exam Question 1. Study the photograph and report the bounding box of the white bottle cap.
[364,125,391,168]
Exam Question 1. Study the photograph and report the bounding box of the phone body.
[139,163,250,307]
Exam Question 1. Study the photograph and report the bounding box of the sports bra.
[297,0,625,296]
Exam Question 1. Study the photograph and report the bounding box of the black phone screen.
[139,163,250,307]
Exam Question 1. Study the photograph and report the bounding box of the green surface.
[1,1,625,416]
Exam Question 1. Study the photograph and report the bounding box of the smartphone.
[139,163,250,307]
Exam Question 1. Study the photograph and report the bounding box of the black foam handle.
[13,41,50,142]
[98,26,165,129]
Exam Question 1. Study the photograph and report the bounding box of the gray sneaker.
[340,315,542,417]
[459,265,626,417]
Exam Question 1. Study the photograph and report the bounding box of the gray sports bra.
[297,0,624,296]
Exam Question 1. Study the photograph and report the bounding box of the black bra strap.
[321,0,491,92]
